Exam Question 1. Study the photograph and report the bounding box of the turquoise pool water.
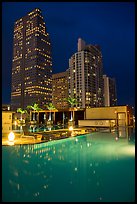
[2,128,135,202]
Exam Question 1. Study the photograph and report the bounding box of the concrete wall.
[85,106,127,120]
[79,119,116,127]
[2,111,14,134]
[83,106,132,126]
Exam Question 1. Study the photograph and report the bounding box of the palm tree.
[27,103,42,123]
[64,97,78,121]
[17,108,27,122]
[45,103,56,121]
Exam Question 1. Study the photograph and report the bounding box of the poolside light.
[69,126,73,131]
[8,132,15,142]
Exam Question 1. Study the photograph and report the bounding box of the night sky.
[2,2,135,107]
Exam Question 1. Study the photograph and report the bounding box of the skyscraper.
[52,71,69,110]
[11,8,52,110]
[68,38,104,109]
[103,74,117,106]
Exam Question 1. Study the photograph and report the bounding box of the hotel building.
[11,8,52,110]
[52,71,69,110]
[103,74,117,106]
[68,38,104,109]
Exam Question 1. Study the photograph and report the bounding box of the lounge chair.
[21,126,42,140]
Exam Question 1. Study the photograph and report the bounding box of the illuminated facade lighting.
[11,8,52,110]
[68,38,104,108]
[52,71,69,110]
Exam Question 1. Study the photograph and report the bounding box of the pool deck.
[2,127,94,146]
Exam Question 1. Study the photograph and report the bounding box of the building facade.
[52,71,69,110]
[79,105,133,127]
[2,111,15,134]
[103,74,117,106]
[11,8,52,110]
[2,104,11,111]
[68,38,104,109]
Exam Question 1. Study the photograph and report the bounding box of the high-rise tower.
[52,71,69,110]
[11,8,52,110]
[103,74,117,106]
[68,38,104,108]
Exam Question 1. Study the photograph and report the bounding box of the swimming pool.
[2,127,135,202]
